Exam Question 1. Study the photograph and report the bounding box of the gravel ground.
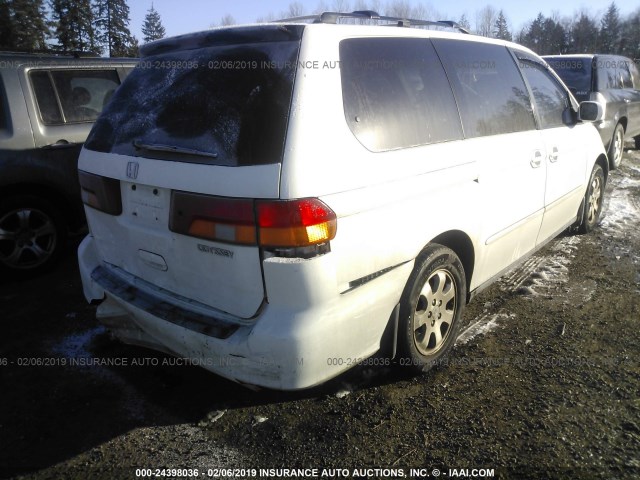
[1,148,639,480]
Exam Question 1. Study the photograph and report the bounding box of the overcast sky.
[129,0,639,41]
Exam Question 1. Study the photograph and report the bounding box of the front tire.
[0,195,67,275]
[608,123,624,170]
[634,135,640,150]
[577,163,605,234]
[397,244,466,373]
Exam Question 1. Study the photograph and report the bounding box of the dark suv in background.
[0,54,136,274]
[544,54,640,169]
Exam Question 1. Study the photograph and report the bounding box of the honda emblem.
[126,162,139,180]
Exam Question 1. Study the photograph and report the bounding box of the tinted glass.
[30,71,63,125]
[544,57,592,100]
[519,61,569,129]
[596,58,622,90]
[0,79,6,130]
[630,62,640,89]
[51,70,120,123]
[86,40,300,167]
[340,38,463,151]
[619,61,633,89]
[432,39,535,138]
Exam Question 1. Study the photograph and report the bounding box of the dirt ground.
[1,148,639,480]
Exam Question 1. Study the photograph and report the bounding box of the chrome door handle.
[531,150,543,168]
[549,146,559,163]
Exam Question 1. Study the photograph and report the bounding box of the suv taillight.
[170,192,337,249]
[78,171,122,215]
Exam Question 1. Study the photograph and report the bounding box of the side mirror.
[578,101,604,122]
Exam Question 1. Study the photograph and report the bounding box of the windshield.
[85,32,301,166]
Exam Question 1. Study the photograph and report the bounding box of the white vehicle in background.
[77,11,607,390]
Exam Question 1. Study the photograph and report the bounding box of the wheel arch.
[428,230,475,302]
[595,153,609,182]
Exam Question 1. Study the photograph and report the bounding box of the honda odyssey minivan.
[77,11,608,390]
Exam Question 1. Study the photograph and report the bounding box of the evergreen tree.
[50,0,97,53]
[544,17,567,54]
[620,10,640,60]
[600,2,621,54]
[10,0,49,51]
[570,13,598,54]
[523,13,546,53]
[493,10,512,41]
[457,14,471,32]
[94,0,137,57]
[141,3,165,43]
[0,0,14,50]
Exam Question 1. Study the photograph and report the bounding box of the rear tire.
[608,123,624,170]
[0,195,67,275]
[635,135,640,150]
[397,244,466,373]
[577,163,605,234]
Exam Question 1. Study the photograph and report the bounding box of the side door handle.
[531,150,543,168]
[548,146,559,163]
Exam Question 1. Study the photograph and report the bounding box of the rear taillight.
[170,192,337,250]
[256,199,337,247]
[79,171,122,215]
[170,192,256,245]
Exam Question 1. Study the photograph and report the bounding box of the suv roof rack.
[275,10,470,34]
[0,49,100,58]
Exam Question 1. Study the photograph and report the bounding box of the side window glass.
[0,79,7,131]
[601,61,620,89]
[432,39,535,138]
[520,61,569,129]
[339,38,463,152]
[630,61,640,89]
[619,61,633,89]
[30,71,63,125]
[51,70,121,123]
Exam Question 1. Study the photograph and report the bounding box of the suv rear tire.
[0,195,67,275]
[397,244,466,373]
[608,123,624,170]
[635,135,640,150]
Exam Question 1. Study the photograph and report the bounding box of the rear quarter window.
[339,37,463,152]
[30,69,121,125]
[432,39,535,138]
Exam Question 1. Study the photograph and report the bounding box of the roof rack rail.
[0,49,100,58]
[274,10,470,34]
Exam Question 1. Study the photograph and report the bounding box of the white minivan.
[77,12,608,390]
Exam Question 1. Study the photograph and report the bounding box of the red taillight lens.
[170,192,337,248]
[170,192,256,244]
[257,199,337,247]
[78,171,122,215]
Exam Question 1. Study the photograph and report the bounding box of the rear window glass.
[432,39,535,138]
[340,38,463,152]
[85,39,301,167]
[544,58,592,99]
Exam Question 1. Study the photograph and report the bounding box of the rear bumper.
[78,235,412,390]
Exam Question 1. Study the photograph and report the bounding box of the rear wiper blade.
[133,140,218,159]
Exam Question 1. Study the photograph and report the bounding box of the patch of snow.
[456,312,515,345]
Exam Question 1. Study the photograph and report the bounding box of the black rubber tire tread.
[0,195,67,275]
[397,244,467,373]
